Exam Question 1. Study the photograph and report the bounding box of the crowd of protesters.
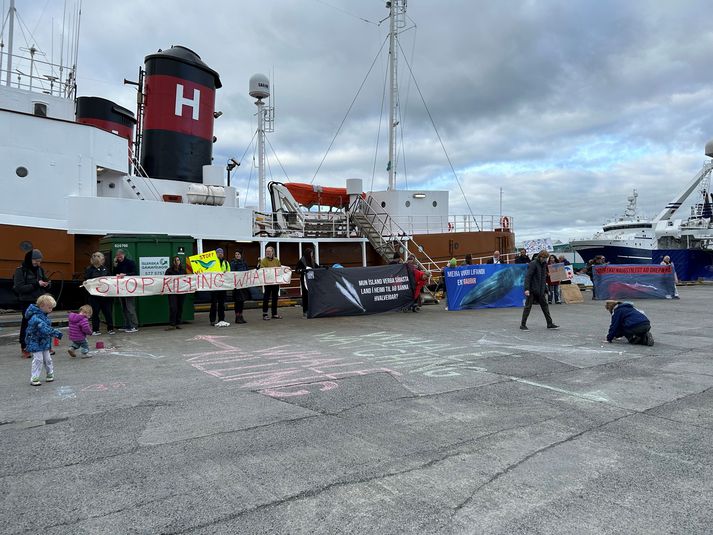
[13,244,659,386]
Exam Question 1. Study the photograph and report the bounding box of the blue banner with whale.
[444,264,526,310]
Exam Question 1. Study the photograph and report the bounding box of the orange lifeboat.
[284,182,354,209]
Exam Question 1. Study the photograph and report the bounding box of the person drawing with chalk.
[604,300,654,346]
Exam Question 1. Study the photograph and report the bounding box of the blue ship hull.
[576,245,652,265]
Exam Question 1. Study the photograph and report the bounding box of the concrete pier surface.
[1,287,711,534]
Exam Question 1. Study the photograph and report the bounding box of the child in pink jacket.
[68,304,93,358]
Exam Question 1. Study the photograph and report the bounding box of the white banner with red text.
[83,267,293,297]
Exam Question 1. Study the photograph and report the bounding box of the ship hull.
[1,223,513,309]
[571,240,654,264]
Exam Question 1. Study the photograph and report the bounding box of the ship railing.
[252,209,360,238]
[0,51,76,99]
[351,196,440,275]
[385,214,514,234]
[419,252,518,273]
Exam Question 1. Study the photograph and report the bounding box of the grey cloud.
[17,0,713,242]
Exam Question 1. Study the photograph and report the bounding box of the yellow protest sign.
[188,250,221,273]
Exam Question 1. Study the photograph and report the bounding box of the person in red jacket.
[68,304,93,358]
[406,255,429,312]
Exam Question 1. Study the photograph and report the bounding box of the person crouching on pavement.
[520,249,559,331]
[605,300,654,346]
[26,294,63,386]
[68,304,93,358]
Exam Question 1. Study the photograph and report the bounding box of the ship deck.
[2,286,713,532]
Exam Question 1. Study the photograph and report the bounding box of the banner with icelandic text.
[445,264,526,311]
[83,267,292,297]
[592,264,676,300]
[307,264,415,318]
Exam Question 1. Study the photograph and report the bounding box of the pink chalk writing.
[185,335,400,398]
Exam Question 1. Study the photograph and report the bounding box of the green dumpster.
[98,235,195,326]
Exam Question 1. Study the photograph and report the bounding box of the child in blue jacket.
[605,300,654,346]
[26,294,63,386]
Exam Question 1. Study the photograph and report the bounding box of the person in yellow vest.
[210,248,231,326]
[259,246,282,320]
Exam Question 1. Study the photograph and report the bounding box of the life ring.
[500,216,510,229]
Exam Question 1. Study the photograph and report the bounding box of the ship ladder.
[126,146,163,201]
[349,197,440,305]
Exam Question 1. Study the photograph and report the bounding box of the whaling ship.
[0,0,513,308]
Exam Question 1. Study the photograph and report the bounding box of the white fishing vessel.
[0,0,515,307]
[570,190,656,264]
[571,143,713,278]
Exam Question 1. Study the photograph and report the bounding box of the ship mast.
[3,0,16,87]
[386,0,406,190]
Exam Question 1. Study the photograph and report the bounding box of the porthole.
[432,201,438,207]
[16,166,28,178]
[381,201,386,208]
[109,182,116,189]
[405,201,411,207]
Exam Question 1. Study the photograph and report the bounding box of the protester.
[605,300,654,346]
[13,249,51,358]
[464,254,473,265]
[557,255,571,266]
[546,255,561,304]
[259,246,282,320]
[514,249,530,264]
[389,251,402,264]
[230,250,250,324]
[296,247,319,318]
[589,255,608,300]
[520,250,559,330]
[406,254,429,312]
[487,250,502,264]
[26,294,63,386]
[165,255,187,329]
[84,251,115,335]
[209,248,231,326]
[230,249,250,325]
[660,255,680,298]
[68,304,93,358]
[113,249,139,332]
[557,255,572,285]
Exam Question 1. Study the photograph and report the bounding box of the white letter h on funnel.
[175,84,200,120]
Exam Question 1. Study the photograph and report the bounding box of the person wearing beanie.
[209,248,231,326]
[13,249,51,358]
[604,300,654,345]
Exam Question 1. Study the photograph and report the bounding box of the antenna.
[249,73,274,212]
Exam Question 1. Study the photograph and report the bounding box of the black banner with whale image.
[307,264,415,318]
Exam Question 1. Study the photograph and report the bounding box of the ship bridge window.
[33,103,47,117]
[15,166,28,178]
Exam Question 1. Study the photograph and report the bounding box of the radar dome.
[249,74,270,99]
[705,139,713,158]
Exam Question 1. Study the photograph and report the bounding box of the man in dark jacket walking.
[13,249,51,357]
[520,249,559,330]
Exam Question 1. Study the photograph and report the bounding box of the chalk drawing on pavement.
[184,334,400,398]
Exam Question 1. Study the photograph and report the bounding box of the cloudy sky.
[10,0,713,241]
